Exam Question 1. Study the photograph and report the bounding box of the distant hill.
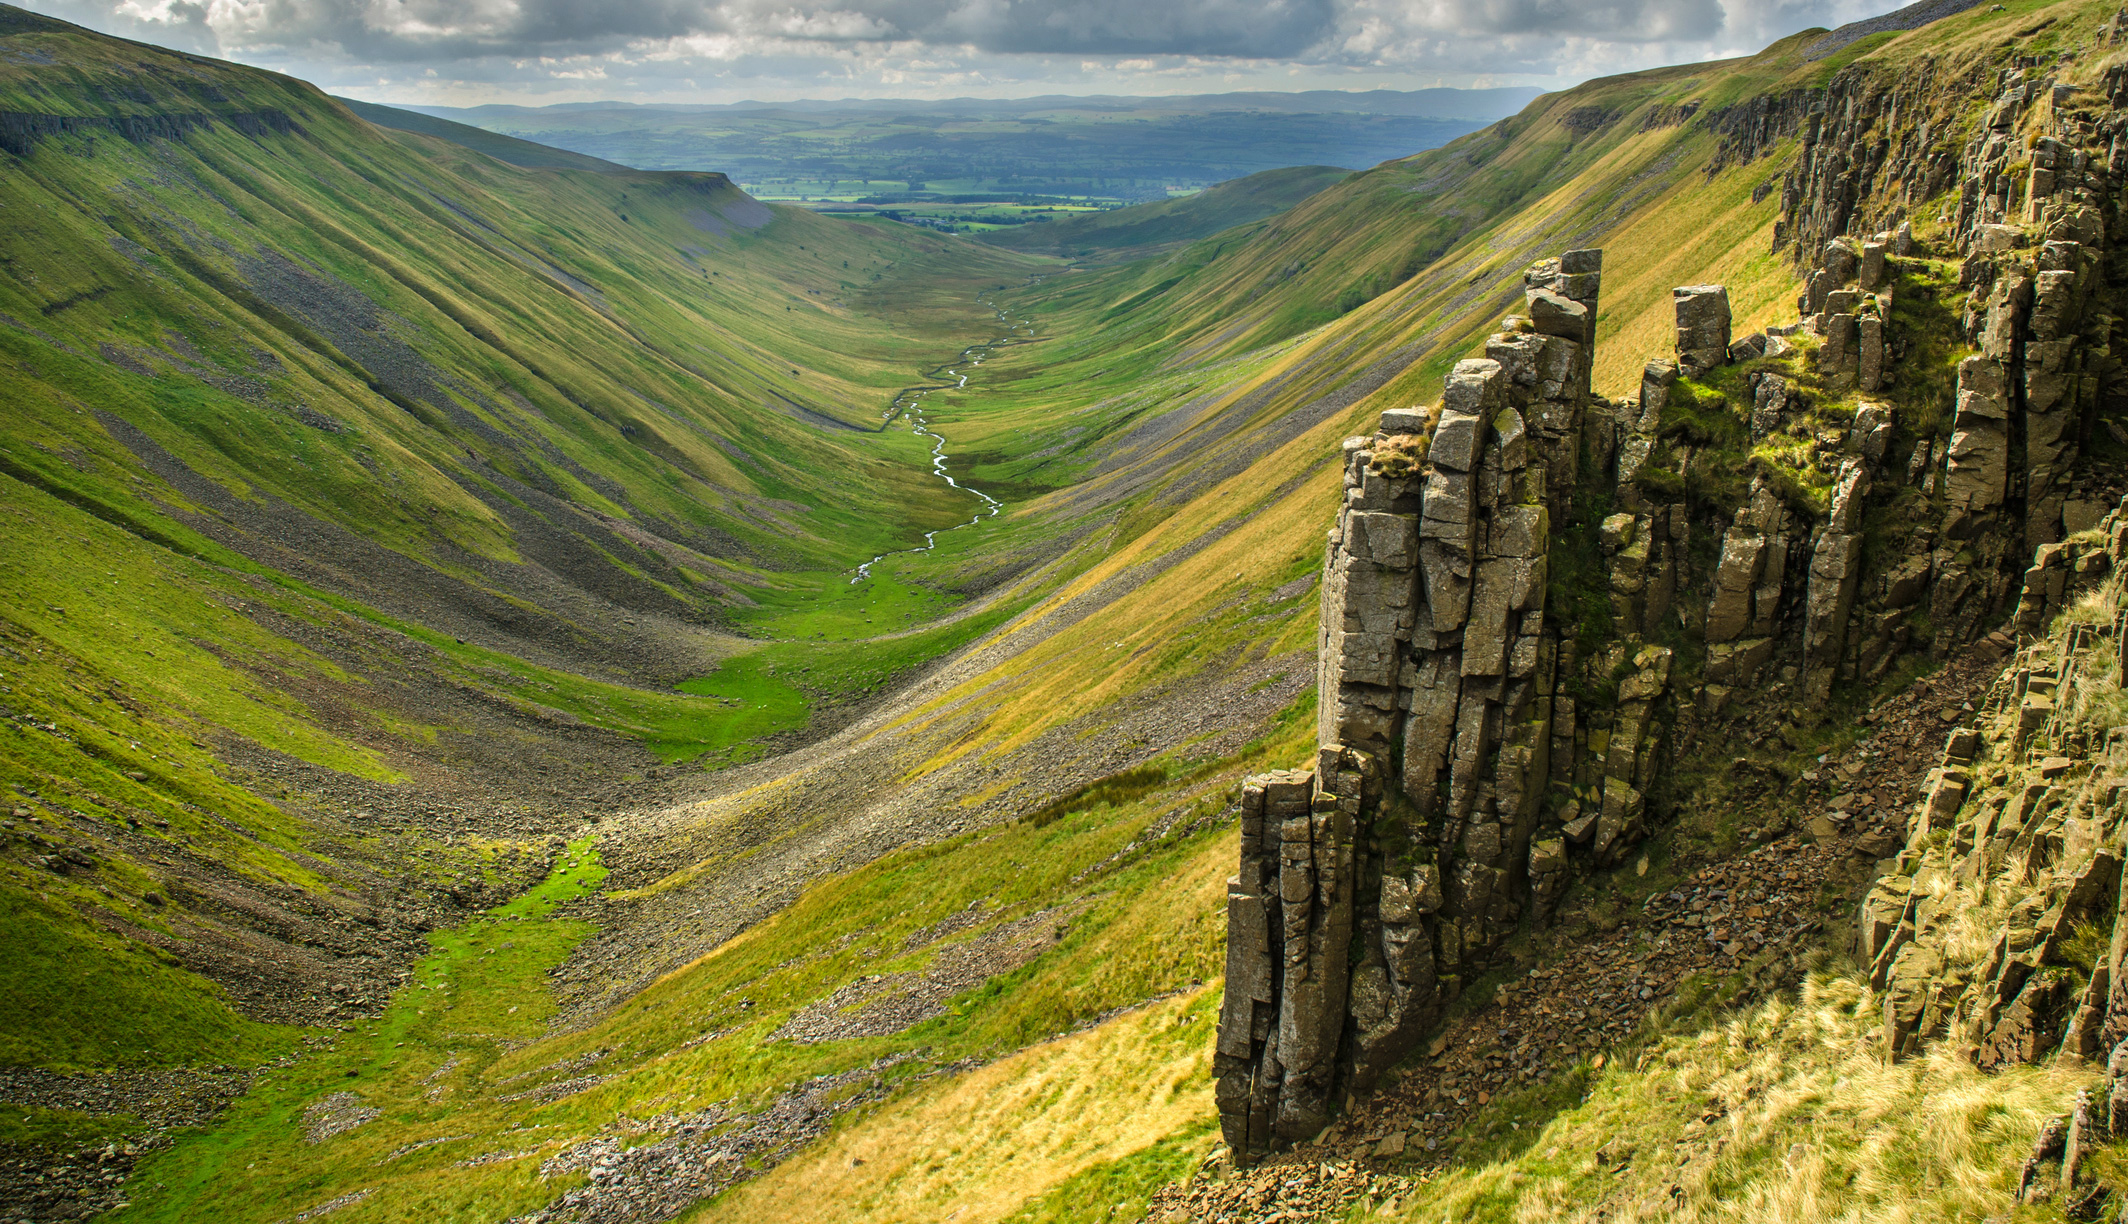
[974,165,1349,263]
[337,96,629,172]
[419,86,1546,121]
[383,89,1541,201]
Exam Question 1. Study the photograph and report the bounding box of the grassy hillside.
[971,166,1349,263]
[0,0,1066,1093]
[6,0,2119,1221]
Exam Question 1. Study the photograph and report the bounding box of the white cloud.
[14,0,1912,103]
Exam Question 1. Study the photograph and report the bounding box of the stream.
[851,298,1031,582]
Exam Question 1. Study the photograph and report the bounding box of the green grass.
[0,884,291,1070]
[112,750,1257,1222]
[999,1117,1222,1224]
[115,838,607,1222]
[671,597,1023,764]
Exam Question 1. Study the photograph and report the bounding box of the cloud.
[31,0,220,55]
[12,0,1906,100]
[916,0,1339,57]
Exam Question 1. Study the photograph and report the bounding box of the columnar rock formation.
[1219,249,1630,1155]
[1221,43,2128,1164]
[1858,510,2127,1081]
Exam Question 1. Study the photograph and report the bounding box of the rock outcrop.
[1220,249,1607,1154]
[1220,36,2128,1165]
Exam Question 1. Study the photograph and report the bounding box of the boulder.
[1378,407,1429,435]
[1526,290,1588,340]
[1440,358,1505,419]
[1560,248,1602,275]
[1673,284,1732,375]
[1429,411,1483,473]
[1752,373,1791,440]
[1858,313,1886,390]
[1859,241,1889,290]
[1488,504,1548,558]
[1822,239,1859,283]
[1347,511,1417,569]
[1706,531,1768,643]
[1850,401,1895,461]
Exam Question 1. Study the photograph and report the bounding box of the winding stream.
[851,298,1032,582]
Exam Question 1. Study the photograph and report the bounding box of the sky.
[17,0,1900,106]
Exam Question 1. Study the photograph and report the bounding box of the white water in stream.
[851,300,1029,583]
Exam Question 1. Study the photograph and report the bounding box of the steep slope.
[0,0,1052,1121]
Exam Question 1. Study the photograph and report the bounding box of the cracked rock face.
[1220,248,1647,1160]
[1220,79,2128,1152]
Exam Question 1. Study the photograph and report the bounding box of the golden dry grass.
[1399,975,2092,1224]
[692,989,1218,1224]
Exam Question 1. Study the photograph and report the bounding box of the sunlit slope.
[0,1,1044,661]
[613,7,2089,1219]
[0,0,1047,1080]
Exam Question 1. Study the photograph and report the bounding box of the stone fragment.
[1828,458,1870,535]
[2019,1114,2069,1203]
[1411,864,1443,913]
[1463,559,1530,676]
[1858,313,1886,390]
[1972,223,2026,255]
[1527,290,1588,340]
[1489,504,1548,558]
[1822,239,1859,284]
[1859,241,1888,290]
[1379,875,1416,923]
[1803,529,1863,699]
[1347,511,1418,569]
[1600,512,1636,553]
[1819,312,1859,381]
[2063,1089,2096,1192]
[1673,284,1732,375]
[1440,358,1504,420]
[1751,373,1790,441]
[1378,407,1428,435]
[1429,411,1483,473]
[1705,532,1767,643]
[1850,401,1894,461]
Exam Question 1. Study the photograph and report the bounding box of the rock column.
[1220,249,1606,1161]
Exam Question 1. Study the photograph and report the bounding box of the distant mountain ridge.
[358,88,1536,201]
[336,95,629,172]
[401,86,1545,123]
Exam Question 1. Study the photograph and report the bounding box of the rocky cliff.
[1217,33,2128,1163]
